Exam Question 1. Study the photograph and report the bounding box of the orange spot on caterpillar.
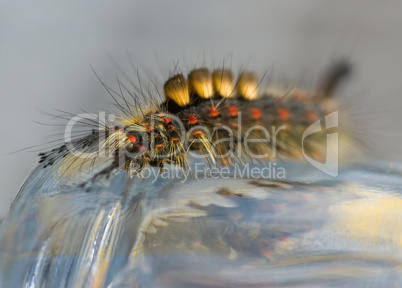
[145,124,154,132]
[171,138,180,144]
[208,107,219,117]
[228,105,238,117]
[250,108,261,120]
[156,144,164,150]
[278,108,289,120]
[163,117,174,130]
[127,134,136,144]
[306,110,316,123]
[187,114,198,125]
[193,131,203,138]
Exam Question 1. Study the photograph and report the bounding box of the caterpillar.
[7,60,395,288]
[37,61,352,191]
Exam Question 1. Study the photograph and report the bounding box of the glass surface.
[1,160,402,287]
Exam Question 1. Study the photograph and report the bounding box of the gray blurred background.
[1,0,402,216]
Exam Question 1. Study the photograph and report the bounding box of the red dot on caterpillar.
[127,134,136,144]
[228,105,238,117]
[144,123,154,132]
[250,108,261,120]
[278,108,289,120]
[171,138,180,144]
[207,107,219,117]
[306,110,316,123]
[187,114,198,125]
[193,131,203,138]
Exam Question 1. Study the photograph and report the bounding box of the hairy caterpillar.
[3,60,401,288]
[36,61,352,192]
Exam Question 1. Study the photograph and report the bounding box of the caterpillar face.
[38,61,352,188]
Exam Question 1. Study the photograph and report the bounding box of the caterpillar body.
[37,61,351,190]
